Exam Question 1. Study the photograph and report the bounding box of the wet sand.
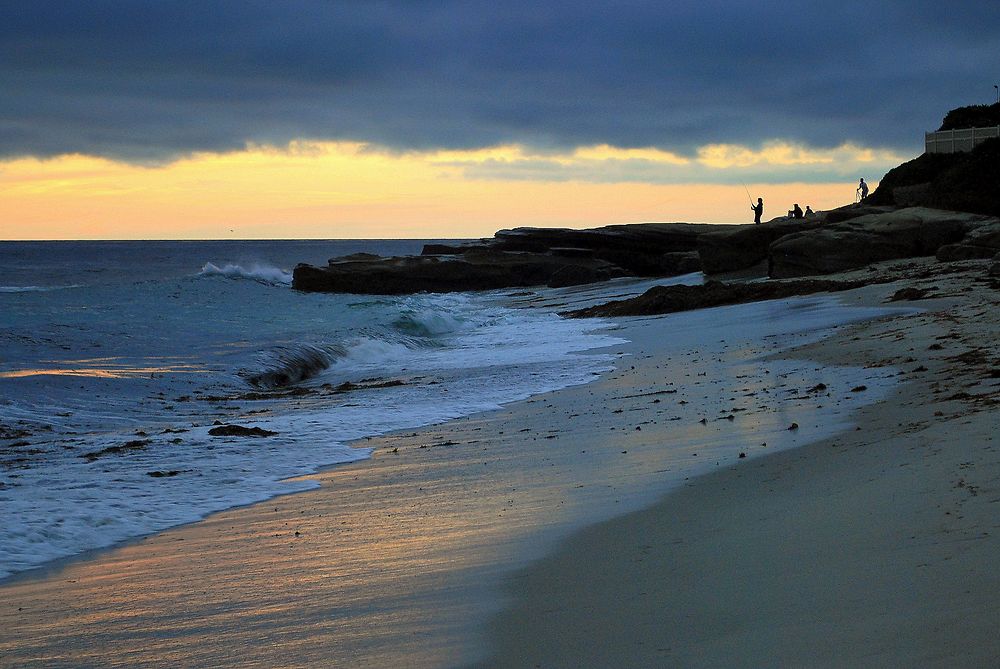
[2,259,997,667]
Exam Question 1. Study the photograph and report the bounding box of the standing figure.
[858,178,869,201]
[751,197,764,224]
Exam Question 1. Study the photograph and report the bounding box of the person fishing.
[751,197,764,224]
[857,178,869,201]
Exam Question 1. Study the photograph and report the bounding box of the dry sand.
[1,258,998,668]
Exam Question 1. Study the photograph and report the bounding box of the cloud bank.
[2,1,998,164]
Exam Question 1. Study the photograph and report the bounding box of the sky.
[1,1,997,240]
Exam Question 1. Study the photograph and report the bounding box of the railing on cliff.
[925,126,1000,154]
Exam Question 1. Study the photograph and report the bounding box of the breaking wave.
[198,262,292,286]
[240,343,346,388]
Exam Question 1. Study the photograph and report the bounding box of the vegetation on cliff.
[938,102,1000,130]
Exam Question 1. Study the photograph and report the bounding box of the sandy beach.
[478,260,1000,667]
[2,257,998,667]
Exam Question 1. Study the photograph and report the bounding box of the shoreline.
[475,262,1000,667]
[2,259,994,666]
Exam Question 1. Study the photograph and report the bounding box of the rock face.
[935,220,1000,261]
[293,222,732,294]
[697,219,825,274]
[768,208,992,278]
[486,223,731,276]
[293,250,627,294]
[823,205,897,224]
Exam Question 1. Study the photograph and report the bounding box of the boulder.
[935,219,1000,261]
[698,219,824,274]
[956,220,1000,247]
[936,244,999,261]
[768,208,986,278]
[660,251,703,275]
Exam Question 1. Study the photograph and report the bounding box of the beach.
[2,257,999,667]
[478,262,1000,667]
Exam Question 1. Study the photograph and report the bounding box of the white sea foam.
[198,262,293,285]
[0,284,81,293]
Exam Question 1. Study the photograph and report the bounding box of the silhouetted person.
[805,205,814,217]
[858,178,869,201]
[751,197,763,224]
[791,203,803,219]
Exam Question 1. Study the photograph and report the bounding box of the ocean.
[0,240,628,580]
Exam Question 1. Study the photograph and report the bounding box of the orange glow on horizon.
[0,142,885,240]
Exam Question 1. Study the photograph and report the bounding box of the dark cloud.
[1,0,998,162]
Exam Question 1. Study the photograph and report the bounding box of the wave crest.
[199,262,292,286]
[392,311,465,337]
[240,343,345,388]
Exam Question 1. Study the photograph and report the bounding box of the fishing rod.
[742,183,754,206]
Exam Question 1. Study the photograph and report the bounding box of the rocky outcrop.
[294,222,732,294]
[430,223,734,275]
[768,208,991,278]
[935,220,1000,261]
[697,219,825,274]
[694,205,901,276]
[293,250,627,294]
[823,205,897,224]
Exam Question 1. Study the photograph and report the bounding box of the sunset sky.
[2,1,997,240]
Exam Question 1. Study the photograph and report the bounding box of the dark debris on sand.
[208,425,279,437]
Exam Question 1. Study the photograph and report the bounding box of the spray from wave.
[198,262,292,286]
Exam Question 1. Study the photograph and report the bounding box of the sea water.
[0,240,628,579]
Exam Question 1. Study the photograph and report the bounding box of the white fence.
[925,126,1000,154]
